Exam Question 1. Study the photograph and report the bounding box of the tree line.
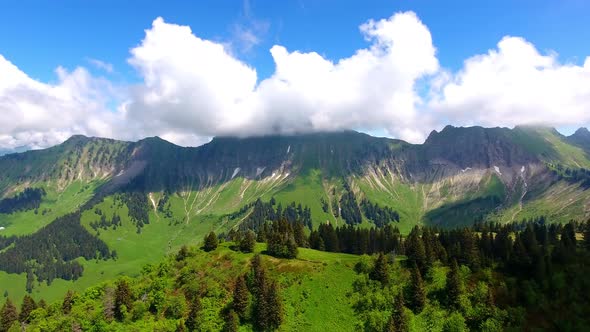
[0,212,114,289]
[0,187,46,214]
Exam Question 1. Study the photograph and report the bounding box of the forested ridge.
[0,172,589,330]
[1,212,588,331]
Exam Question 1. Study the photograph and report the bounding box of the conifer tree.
[406,227,427,273]
[62,290,75,314]
[250,255,266,297]
[224,309,239,332]
[114,279,133,321]
[185,297,201,332]
[409,263,426,313]
[203,232,218,252]
[584,219,590,250]
[0,298,17,332]
[370,253,389,285]
[266,281,283,330]
[391,292,408,332]
[446,259,462,309]
[254,283,269,331]
[232,275,249,320]
[239,230,256,253]
[19,295,36,323]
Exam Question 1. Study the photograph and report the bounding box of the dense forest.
[0,188,45,214]
[2,216,589,331]
[1,183,589,331]
[551,164,590,188]
[0,213,114,289]
[228,198,313,231]
[237,215,590,331]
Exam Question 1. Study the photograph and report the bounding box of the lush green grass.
[543,130,590,168]
[356,175,424,234]
[0,180,102,236]
[177,242,361,331]
[278,247,360,331]
[497,180,590,224]
[424,173,507,228]
[272,170,338,228]
[0,271,27,304]
[514,126,590,168]
[1,192,225,304]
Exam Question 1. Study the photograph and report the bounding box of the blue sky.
[2,0,588,82]
[0,0,589,149]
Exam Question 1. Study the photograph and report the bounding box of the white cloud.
[0,55,119,149]
[87,58,114,73]
[123,12,438,145]
[2,12,590,151]
[430,36,590,128]
[123,17,259,145]
[229,0,270,54]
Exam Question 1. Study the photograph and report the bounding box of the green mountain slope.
[2,125,590,301]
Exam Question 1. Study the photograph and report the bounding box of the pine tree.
[232,275,250,320]
[62,290,75,314]
[409,264,426,313]
[385,316,396,332]
[254,283,269,331]
[224,309,239,332]
[203,232,218,252]
[185,297,201,332]
[266,281,284,330]
[584,219,590,250]
[406,227,427,274]
[391,292,408,332]
[114,279,133,321]
[239,230,256,253]
[0,298,18,332]
[369,253,389,285]
[19,295,36,323]
[446,259,462,309]
[176,245,190,261]
[250,255,266,297]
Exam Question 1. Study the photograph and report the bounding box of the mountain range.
[1,124,590,302]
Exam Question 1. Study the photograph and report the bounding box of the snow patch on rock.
[461,167,472,173]
[494,166,502,175]
[521,166,525,173]
[231,167,241,179]
[256,167,265,177]
[287,145,291,154]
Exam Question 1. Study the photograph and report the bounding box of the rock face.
[1,125,589,225]
[0,126,574,193]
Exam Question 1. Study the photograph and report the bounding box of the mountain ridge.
[1,125,589,225]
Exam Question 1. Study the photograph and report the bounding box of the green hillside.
[3,218,590,331]
[2,126,590,309]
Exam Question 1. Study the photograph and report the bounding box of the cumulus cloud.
[123,12,438,145]
[430,36,590,128]
[0,55,120,150]
[2,11,590,151]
